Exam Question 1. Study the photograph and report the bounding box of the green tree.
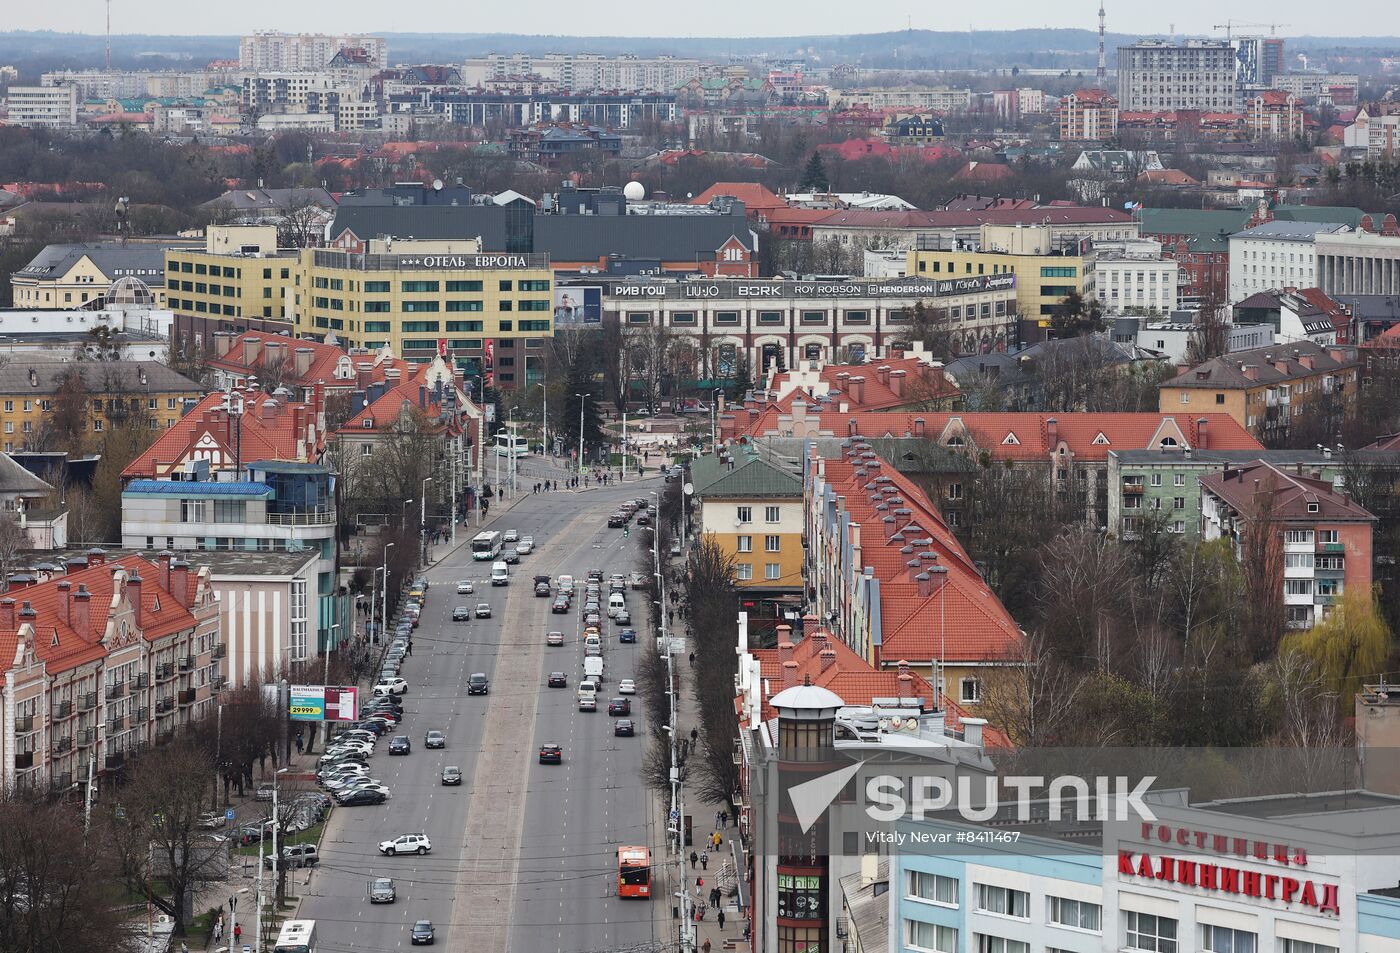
[1282,588,1393,706]
[798,151,829,191]
[1047,289,1105,339]
[557,363,606,467]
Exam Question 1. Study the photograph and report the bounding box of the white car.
[378,833,433,856]
[373,678,408,696]
[503,529,520,542]
[336,781,391,799]
[517,537,534,554]
[618,679,637,695]
[456,580,474,594]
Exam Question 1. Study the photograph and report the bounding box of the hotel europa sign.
[1119,822,1341,916]
[396,254,548,270]
[603,274,1016,300]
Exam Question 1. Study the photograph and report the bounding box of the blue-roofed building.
[120,459,338,665]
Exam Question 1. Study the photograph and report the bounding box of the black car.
[336,788,387,806]
[608,697,631,716]
[636,513,651,526]
[502,550,520,565]
[539,743,563,764]
[452,606,471,621]
[441,765,462,786]
[551,598,570,614]
[619,629,637,644]
[547,672,567,688]
[411,920,436,945]
[467,673,489,695]
[388,735,411,755]
[614,719,636,737]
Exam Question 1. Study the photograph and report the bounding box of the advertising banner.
[554,285,603,325]
[289,685,359,722]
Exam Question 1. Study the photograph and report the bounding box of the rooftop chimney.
[876,365,891,386]
[56,580,71,626]
[172,560,191,608]
[0,598,13,629]
[850,376,866,405]
[86,548,106,568]
[295,347,314,377]
[914,417,926,437]
[962,717,987,747]
[157,552,173,593]
[1046,416,1058,442]
[782,660,799,689]
[127,573,144,626]
[819,648,837,673]
[890,369,906,397]
[243,336,262,366]
[73,586,91,634]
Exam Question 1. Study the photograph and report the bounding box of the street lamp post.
[538,381,548,459]
[575,393,586,476]
[324,623,339,688]
[420,477,433,566]
[381,543,395,649]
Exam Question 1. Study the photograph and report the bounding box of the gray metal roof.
[1231,220,1350,241]
[0,452,52,496]
[14,242,172,287]
[0,361,204,396]
[202,187,336,212]
[534,212,752,261]
[330,205,510,246]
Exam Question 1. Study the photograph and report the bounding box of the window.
[765,563,781,580]
[519,320,550,332]
[765,506,780,523]
[447,320,484,332]
[1125,912,1177,952]
[672,312,697,325]
[364,321,391,333]
[1041,266,1076,278]
[213,500,246,523]
[1201,925,1255,953]
[447,301,485,312]
[364,301,391,312]
[1216,393,1226,404]
[1285,553,1315,569]
[1047,896,1101,931]
[974,878,1030,918]
[402,301,439,313]
[906,871,958,906]
[446,280,482,292]
[361,444,373,456]
[947,483,963,501]
[289,579,308,662]
[737,506,752,523]
[1285,579,1314,595]
[401,281,439,292]
[976,937,1028,953]
[626,312,651,325]
[736,563,753,581]
[365,280,390,293]
[1282,942,1337,953]
[905,921,957,953]
[961,678,981,703]
[1150,474,1162,486]
[1285,529,1315,544]
[758,310,783,325]
[844,310,869,324]
[715,311,739,325]
[1319,529,1339,544]
[498,280,513,292]
[499,302,513,313]
[801,310,825,324]
[737,536,752,553]
[1173,473,1185,486]
[519,279,550,292]
[401,321,440,332]
[765,535,781,552]
[519,300,550,312]
[180,499,208,523]
[1173,497,1185,510]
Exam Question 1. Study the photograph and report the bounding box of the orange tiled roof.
[690,182,785,212]
[764,356,959,412]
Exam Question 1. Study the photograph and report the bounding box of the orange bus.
[617,846,651,898]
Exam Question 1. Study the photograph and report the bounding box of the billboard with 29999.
[290,685,359,722]
[554,286,602,326]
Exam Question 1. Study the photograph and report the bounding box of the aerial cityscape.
[2,4,1400,953]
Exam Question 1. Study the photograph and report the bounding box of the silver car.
[370,877,396,903]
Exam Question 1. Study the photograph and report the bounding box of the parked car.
[467,673,489,695]
[425,730,446,749]
[378,833,431,856]
[254,784,274,802]
[441,765,463,786]
[196,810,226,830]
[370,877,396,902]
[411,920,436,945]
[614,719,636,737]
[264,844,319,869]
[538,743,563,764]
[338,788,389,807]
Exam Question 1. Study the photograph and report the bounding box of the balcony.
[79,692,97,711]
[177,689,196,707]
[1315,593,1339,606]
[104,752,125,771]
[265,509,335,526]
[1318,542,1345,554]
[156,662,175,681]
[50,772,72,793]
[14,752,33,770]
[106,715,125,733]
[212,644,227,660]
[76,727,95,748]
[135,706,149,722]
[130,672,149,689]
[177,656,195,673]
[211,675,224,693]
[105,682,124,700]
[54,736,72,754]
[53,700,72,720]
[14,715,34,734]
[1122,479,1146,494]
[155,697,174,715]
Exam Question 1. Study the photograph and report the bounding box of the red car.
[539,743,563,764]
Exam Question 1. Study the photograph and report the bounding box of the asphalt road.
[299,482,664,953]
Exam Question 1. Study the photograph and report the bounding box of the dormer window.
[946,435,964,447]
[1307,503,1320,513]
[1092,432,1110,445]
[1002,433,1020,445]
[1160,437,1178,448]
[362,418,373,428]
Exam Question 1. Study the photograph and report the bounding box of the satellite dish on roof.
[433,179,444,191]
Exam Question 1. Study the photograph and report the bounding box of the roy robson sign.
[602,274,1016,300]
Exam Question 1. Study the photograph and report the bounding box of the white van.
[584,634,602,656]
[577,680,598,710]
[607,592,626,619]
[490,561,509,586]
[583,656,603,683]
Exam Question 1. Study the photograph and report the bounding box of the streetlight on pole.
[324,623,339,688]
[381,543,395,649]
[420,477,433,566]
[537,381,548,459]
[575,393,586,476]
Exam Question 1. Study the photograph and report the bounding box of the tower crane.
[1213,20,1291,41]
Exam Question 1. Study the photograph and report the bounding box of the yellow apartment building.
[690,448,804,600]
[907,223,1093,328]
[0,362,205,454]
[12,241,186,309]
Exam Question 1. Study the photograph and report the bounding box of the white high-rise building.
[239,32,387,71]
[1228,221,1349,303]
[1117,38,1237,111]
[6,86,78,127]
[460,53,701,93]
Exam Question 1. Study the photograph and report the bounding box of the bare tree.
[976,630,1084,747]
[1240,476,1287,663]
[0,514,24,593]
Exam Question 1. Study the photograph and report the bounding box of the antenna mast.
[1096,2,1107,87]
[105,0,112,71]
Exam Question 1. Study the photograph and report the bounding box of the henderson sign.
[602,274,1016,300]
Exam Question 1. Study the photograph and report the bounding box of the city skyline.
[3,0,1393,40]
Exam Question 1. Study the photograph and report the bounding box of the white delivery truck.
[490,561,509,586]
[583,655,603,683]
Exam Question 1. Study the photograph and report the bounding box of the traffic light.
[623,527,630,538]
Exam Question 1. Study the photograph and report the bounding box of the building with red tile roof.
[689,183,786,217]
[122,385,330,481]
[0,550,218,792]
[817,138,961,164]
[804,439,1024,719]
[1200,460,1375,628]
[758,350,960,413]
[1060,88,1120,141]
[206,330,382,397]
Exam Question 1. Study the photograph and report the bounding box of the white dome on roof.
[106,276,154,309]
[770,683,845,712]
[623,180,646,202]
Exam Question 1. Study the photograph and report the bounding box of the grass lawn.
[233,816,328,858]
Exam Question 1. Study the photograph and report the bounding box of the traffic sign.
[225,808,235,822]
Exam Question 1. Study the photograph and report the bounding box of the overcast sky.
[5,0,1392,38]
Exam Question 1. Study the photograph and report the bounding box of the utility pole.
[381,543,394,646]
[420,477,433,566]
[575,393,586,476]
[622,410,628,481]
[539,381,548,461]
[105,0,112,72]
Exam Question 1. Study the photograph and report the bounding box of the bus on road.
[618,846,651,898]
[494,433,529,457]
[471,530,503,561]
[273,920,317,953]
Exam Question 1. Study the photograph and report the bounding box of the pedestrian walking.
[718,809,728,828]
[234,924,242,945]
[294,734,303,755]
[702,939,712,953]
[713,830,722,849]
[711,886,720,908]
[689,651,695,666]
[719,909,726,929]
[690,850,698,869]
[696,876,703,891]
[700,849,709,870]
[690,727,698,745]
